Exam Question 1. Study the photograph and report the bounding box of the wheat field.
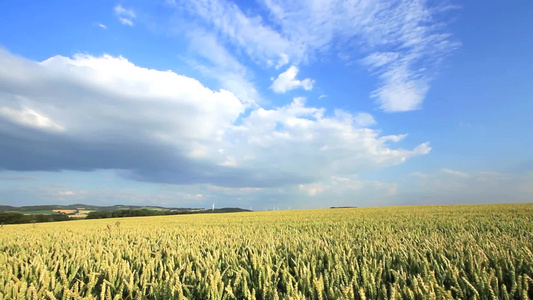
[1,204,532,299]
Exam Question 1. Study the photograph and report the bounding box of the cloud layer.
[0,49,429,188]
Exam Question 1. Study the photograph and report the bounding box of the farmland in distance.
[0,204,532,299]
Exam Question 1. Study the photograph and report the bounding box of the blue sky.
[0,0,531,209]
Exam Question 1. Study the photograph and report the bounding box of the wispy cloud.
[169,0,458,112]
[58,190,76,196]
[186,30,259,105]
[114,5,136,26]
[441,168,470,178]
[270,65,314,93]
[264,0,459,112]
[169,0,298,67]
[95,22,107,29]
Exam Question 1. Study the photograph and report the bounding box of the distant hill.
[1,204,190,213]
[0,204,251,215]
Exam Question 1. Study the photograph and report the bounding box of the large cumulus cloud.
[0,49,429,187]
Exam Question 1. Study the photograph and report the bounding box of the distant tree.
[0,212,69,224]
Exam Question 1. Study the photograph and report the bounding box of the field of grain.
[1,204,532,299]
[52,210,77,214]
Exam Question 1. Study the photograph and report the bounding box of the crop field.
[0,204,532,299]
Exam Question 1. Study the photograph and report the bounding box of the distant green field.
[5,210,59,215]
[0,204,531,299]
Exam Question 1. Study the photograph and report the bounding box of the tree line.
[86,208,249,219]
[1,208,250,225]
[0,212,70,225]
[86,209,176,219]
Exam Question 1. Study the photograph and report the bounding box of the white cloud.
[218,97,430,182]
[270,66,314,93]
[299,182,327,196]
[114,5,136,26]
[0,49,428,189]
[96,23,107,29]
[169,0,458,112]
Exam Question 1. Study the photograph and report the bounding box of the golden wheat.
[0,204,531,299]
